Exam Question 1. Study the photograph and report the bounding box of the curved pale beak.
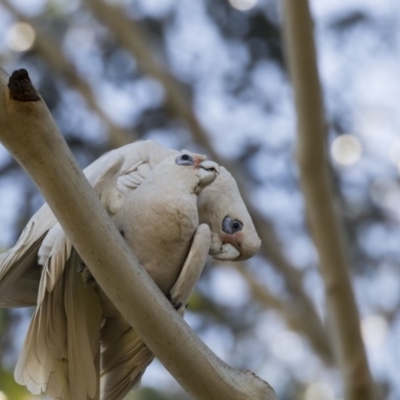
[197,160,220,188]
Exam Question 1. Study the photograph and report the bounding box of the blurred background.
[0,0,399,399]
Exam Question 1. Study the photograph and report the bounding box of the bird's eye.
[176,154,194,166]
[222,216,243,234]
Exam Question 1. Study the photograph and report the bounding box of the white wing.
[15,250,103,400]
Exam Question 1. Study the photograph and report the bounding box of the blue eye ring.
[176,154,195,166]
[222,216,243,234]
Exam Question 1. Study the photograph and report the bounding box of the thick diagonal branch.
[281,1,375,399]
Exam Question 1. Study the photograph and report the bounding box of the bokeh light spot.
[228,0,258,11]
[330,134,362,166]
[304,383,335,400]
[0,391,8,400]
[6,22,36,52]
[361,315,388,349]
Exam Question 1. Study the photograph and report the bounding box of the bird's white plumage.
[0,140,261,399]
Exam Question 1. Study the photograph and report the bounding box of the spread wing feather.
[37,223,72,305]
[100,318,154,400]
[0,241,42,307]
[14,265,67,397]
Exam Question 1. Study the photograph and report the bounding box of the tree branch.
[0,67,278,400]
[281,1,376,399]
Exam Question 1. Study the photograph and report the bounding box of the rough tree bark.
[0,68,278,400]
[281,1,376,399]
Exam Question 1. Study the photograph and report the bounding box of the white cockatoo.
[0,140,261,308]
[0,140,261,399]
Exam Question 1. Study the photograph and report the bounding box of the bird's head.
[174,153,220,193]
[197,167,261,261]
[148,152,220,194]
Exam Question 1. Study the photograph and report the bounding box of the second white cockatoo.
[0,140,261,399]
